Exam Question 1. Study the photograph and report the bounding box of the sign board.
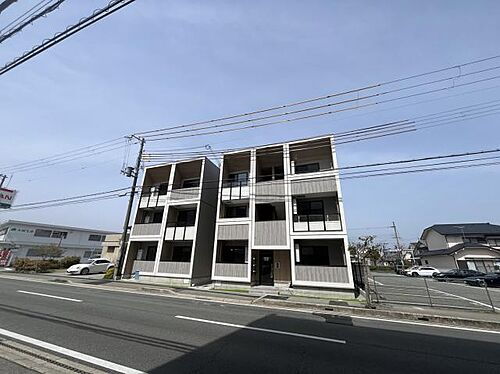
[0,249,12,267]
[0,188,16,209]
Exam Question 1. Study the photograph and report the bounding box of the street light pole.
[115,136,145,279]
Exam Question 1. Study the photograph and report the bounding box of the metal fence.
[370,274,498,312]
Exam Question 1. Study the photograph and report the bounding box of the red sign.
[0,249,12,266]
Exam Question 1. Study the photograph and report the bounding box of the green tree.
[349,235,385,265]
[38,244,64,259]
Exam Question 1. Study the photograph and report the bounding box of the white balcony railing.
[214,263,248,278]
[157,261,190,275]
[221,181,249,201]
[139,193,167,208]
[165,225,195,241]
[295,265,349,284]
[131,223,162,236]
[293,214,341,232]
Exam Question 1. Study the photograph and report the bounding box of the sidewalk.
[2,270,500,330]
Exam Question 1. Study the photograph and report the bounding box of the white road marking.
[428,288,496,311]
[350,315,500,335]
[369,278,384,285]
[17,290,82,303]
[175,315,346,344]
[0,327,145,374]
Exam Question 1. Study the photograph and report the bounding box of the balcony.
[295,265,349,284]
[255,180,285,203]
[131,223,162,236]
[157,261,190,275]
[139,192,167,208]
[131,260,155,273]
[213,263,248,278]
[221,180,249,201]
[293,214,342,232]
[254,220,287,246]
[169,187,200,201]
[165,223,196,241]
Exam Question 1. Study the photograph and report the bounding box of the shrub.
[59,256,80,269]
[13,258,55,273]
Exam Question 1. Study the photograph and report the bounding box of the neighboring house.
[415,223,500,272]
[121,157,219,286]
[211,135,354,293]
[0,220,117,265]
[101,234,128,264]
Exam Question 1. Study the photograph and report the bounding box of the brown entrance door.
[259,251,274,285]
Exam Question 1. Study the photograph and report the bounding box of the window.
[295,163,320,174]
[158,183,168,195]
[171,246,192,262]
[258,166,284,182]
[297,200,324,216]
[34,229,52,238]
[220,245,246,264]
[228,172,249,186]
[51,231,68,239]
[297,246,329,266]
[487,239,500,246]
[88,234,105,242]
[464,237,487,244]
[182,179,200,188]
[26,248,45,257]
[143,210,163,224]
[94,259,110,264]
[225,205,248,218]
[107,246,117,253]
[177,210,196,226]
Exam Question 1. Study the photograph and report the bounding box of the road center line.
[428,288,496,310]
[0,327,145,374]
[175,315,346,344]
[17,290,82,303]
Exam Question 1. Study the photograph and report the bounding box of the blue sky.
[1,0,499,246]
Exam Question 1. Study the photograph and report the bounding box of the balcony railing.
[132,260,155,273]
[221,180,249,201]
[131,223,162,236]
[295,265,349,284]
[139,192,167,208]
[157,261,190,275]
[213,263,248,278]
[169,187,200,201]
[293,214,341,232]
[165,222,196,241]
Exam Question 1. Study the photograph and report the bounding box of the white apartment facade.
[0,220,116,265]
[211,135,355,293]
[121,157,219,286]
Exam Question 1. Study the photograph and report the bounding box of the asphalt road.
[0,276,500,373]
[370,272,500,311]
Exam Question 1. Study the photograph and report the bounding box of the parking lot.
[369,272,500,312]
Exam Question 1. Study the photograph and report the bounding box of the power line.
[0,0,67,45]
[0,0,52,33]
[0,0,18,15]
[0,0,137,77]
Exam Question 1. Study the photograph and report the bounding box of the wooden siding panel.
[217,224,249,240]
[295,265,349,283]
[254,221,287,246]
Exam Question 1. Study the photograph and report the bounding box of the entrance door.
[259,251,274,285]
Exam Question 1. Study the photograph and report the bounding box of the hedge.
[13,256,82,273]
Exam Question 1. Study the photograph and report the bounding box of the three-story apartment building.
[211,135,354,293]
[121,157,219,286]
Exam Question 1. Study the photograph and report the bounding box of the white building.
[415,223,500,272]
[121,157,219,286]
[0,220,117,264]
[211,135,354,294]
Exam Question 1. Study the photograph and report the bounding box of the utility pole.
[0,174,6,188]
[392,221,404,270]
[115,136,145,279]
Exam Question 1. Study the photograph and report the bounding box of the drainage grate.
[0,341,96,374]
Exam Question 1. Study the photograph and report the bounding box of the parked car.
[66,258,114,275]
[404,266,439,277]
[434,269,485,281]
[464,272,500,287]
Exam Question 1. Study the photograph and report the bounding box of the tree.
[38,244,64,259]
[349,235,385,265]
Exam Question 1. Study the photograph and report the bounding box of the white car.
[405,266,439,277]
[67,258,114,275]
